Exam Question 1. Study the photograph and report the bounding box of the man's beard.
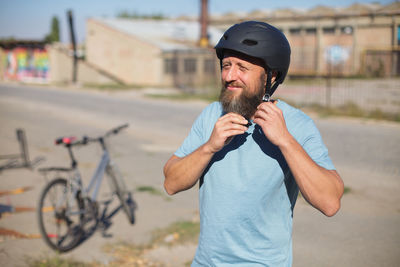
[219,82,265,120]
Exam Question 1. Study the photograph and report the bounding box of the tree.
[116,10,166,20]
[44,16,60,43]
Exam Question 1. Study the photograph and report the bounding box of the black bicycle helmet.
[215,21,291,99]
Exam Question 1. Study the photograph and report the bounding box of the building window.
[305,28,316,35]
[184,58,197,73]
[164,58,177,74]
[323,27,335,34]
[289,28,301,35]
[204,59,216,74]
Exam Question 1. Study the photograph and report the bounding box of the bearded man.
[163,21,344,267]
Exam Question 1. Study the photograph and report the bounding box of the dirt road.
[0,83,399,266]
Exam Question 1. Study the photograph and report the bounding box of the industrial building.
[211,2,400,77]
[85,18,223,89]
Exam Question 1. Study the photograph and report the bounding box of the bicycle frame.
[85,150,110,202]
[67,138,125,222]
[40,140,114,218]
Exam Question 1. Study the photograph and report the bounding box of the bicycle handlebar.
[105,123,129,137]
[55,124,129,147]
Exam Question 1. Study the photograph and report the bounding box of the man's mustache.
[224,81,245,89]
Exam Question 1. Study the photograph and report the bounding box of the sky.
[0,0,396,44]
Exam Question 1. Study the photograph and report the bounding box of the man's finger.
[220,112,248,125]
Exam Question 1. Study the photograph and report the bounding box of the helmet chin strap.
[262,70,279,102]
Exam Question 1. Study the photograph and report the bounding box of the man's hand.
[253,102,291,147]
[205,113,248,153]
[254,101,344,216]
[164,112,248,195]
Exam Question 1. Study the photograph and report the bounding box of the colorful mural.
[3,47,49,83]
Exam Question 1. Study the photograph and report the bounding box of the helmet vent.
[223,34,228,40]
[242,39,258,46]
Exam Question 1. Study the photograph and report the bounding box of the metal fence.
[274,78,400,114]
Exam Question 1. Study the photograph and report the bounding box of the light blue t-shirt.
[175,100,335,267]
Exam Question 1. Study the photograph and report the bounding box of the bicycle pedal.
[101,231,113,238]
[99,219,112,230]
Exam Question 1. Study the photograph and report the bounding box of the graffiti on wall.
[3,47,49,83]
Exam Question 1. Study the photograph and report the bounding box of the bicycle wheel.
[37,178,84,252]
[106,163,136,224]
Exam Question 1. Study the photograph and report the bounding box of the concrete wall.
[0,49,5,81]
[48,43,115,84]
[86,19,161,86]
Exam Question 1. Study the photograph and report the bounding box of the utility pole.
[199,0,209,48]
[67,10,78,84]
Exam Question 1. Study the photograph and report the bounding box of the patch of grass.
[103,220,199,266]
[136,185,163,196]
[136,185,171,201]
[285,78,326,86]
[343,186,351,194]
[145,91,219,103]
[83,83,143,91]
[103,242,160,267]
[303,101,400,122]
[28,221,198,266]
[151,220,200,246]
[27,254,95,267]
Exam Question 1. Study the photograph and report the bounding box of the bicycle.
[37,124,136,252]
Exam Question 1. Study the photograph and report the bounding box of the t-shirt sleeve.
[174,103,217,158]
[300,120,336,170]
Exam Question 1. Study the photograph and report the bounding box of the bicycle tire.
[37,178,84,252]
[106,163,136,224]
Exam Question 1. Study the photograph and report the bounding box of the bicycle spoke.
[38,178,84,252]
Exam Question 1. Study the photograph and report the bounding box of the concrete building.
[85,18,224,90]
[211,2,400,77]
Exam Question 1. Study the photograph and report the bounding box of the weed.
[136,185,162,195]
[103,242,160,267]
[146,92,218,102]
[151,220,200,246]
[83,83,143,91]
[27,254,95,267]
[343,186,351,194]
[136,185,171,201]
[300,101,400,122]
[103,220,200,266]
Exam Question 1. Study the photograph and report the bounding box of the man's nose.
[224,67,238,82]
